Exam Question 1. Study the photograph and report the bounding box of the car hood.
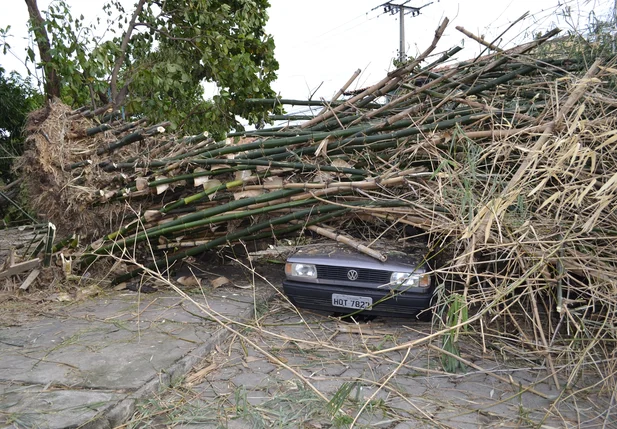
[286,242,429,272]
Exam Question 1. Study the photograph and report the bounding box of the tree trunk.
[24,0,61,100]
[110,0,147,107]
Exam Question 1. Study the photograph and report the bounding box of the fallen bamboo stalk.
[94,122,170,156]
[456,26,504,52]
[316,68,362,117]
[304,224,387,261]
[110,203,357,284]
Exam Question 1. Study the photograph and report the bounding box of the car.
[282,242,435,320]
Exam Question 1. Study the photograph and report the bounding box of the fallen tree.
[5,16,617,408]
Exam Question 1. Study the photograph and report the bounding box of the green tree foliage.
[126,0,281,136]
[17,0,280,138]
[0,67,41,182]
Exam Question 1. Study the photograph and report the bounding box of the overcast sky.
[1,0,612,104]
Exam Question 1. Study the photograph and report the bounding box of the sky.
[0,0,613,106]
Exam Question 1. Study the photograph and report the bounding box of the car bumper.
[282,279,434,318]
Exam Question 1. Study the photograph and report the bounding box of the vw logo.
[347,270,359,281]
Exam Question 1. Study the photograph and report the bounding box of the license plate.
[332,294,372,310]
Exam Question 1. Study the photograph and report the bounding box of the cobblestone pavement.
[1,257,613,429]
[124,295,613,428]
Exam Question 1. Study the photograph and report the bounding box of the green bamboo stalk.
[95,121,171,156]
[104,165,261,202]
[269,115,315,121]
[117,207,352,283]
[83,188,305,264]
[117,130,212,166]
[112,117,149,135]
[103,174,261,233]
[102,197,322,260]
[85,123,113,136]
[244,110,489,163]
[111,200,404,284]
[109,115,417,174]
[189,159,369,177]
[464,64,536,97]
[227,125,287,137]
[66,159,93,170]
[131,159,368,191]
[245,98,381,108]
[99,110,123,124]
[228,209,350,245]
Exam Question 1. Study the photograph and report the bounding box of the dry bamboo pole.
[450,28,561,89]
[472,11,529,61]
[354,46,466,114]
[456,26,504,52]
[446,126,546,141]
[315,68,362,117]
[304,224,387,262]
[241,173,427,192]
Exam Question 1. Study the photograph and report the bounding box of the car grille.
[316,265,391,284]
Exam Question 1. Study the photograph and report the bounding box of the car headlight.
[390,272,430,288]
[285,263,317,279]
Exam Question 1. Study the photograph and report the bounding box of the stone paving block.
[310,378,346,395]
[198,379,234,397]
[316,364,349,377]
[210,362,243,381]
[244,358,277,374]
[230,372,270,390]
[0,383,124,429]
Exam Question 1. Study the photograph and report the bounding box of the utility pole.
[374,1,436,62]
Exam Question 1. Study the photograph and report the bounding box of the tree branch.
[110,0,147,107]
[24,0,61,99]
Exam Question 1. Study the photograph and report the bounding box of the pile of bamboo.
[15,17,617,391]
